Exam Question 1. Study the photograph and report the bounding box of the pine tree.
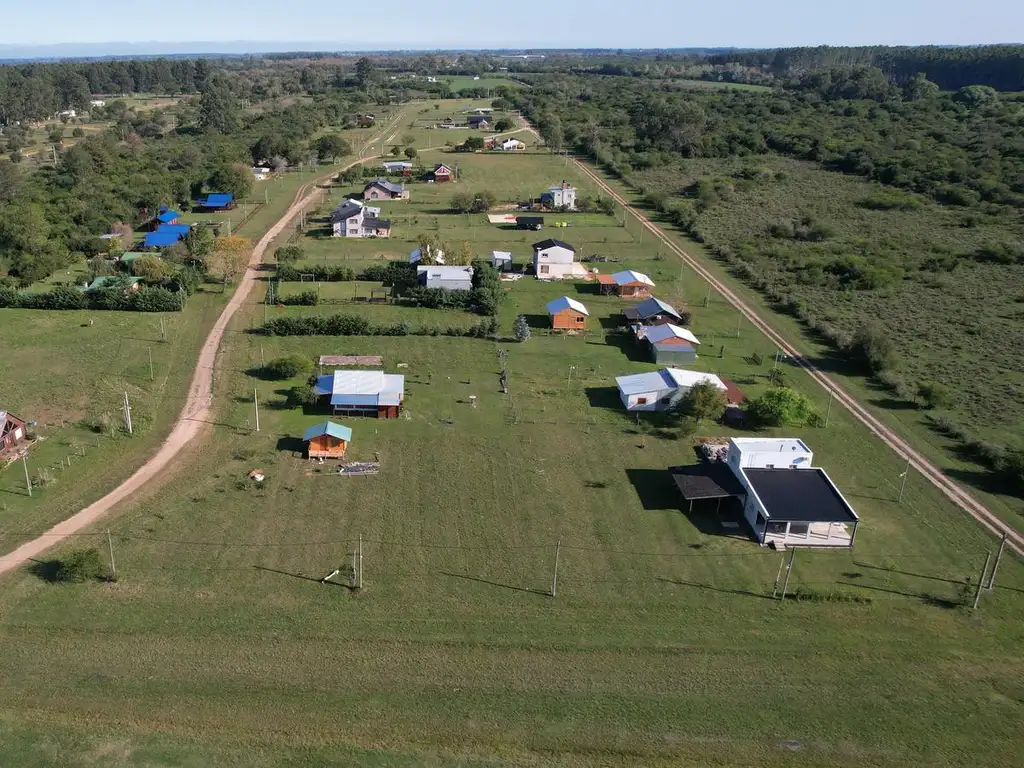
[513,315,531,342]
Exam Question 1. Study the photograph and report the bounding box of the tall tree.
[207,236,252,290]
[207,163,253,201]
[198,76,240,134]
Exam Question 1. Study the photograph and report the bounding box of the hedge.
[0,284,183,312]
[255,313,498,339]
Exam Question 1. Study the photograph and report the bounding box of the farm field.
[439,75,522,92]
[621,157,1024,533]
[0,138,1021,766]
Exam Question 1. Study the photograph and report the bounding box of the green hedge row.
[0,284,183,312]
[255,313,498,338]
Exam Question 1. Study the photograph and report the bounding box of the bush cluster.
[0,283,183,312]
[256,313,498,339]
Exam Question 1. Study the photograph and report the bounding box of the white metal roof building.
[615,368,725,412]
[610,270,655,287]
[640,324,700,345]
[314,370,406,414]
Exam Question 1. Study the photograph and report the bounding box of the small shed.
[143,224,191,248]
[197,193,234,210]
[432,164,454,183]
[0,410,29,459]
[546,296,589,330]
[417,265,474,291]
[623,297,683,326]
[491,251,513,271]
[303,421,352,459]
[517,216,544,230]
[639,324,701,365]
[604,270,655,299]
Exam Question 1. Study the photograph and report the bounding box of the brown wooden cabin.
[303,421,352,459]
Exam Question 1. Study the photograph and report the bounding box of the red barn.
[433,163,454,183]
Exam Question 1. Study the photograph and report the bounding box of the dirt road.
[0,112,407,576]
[532,122,1022,555]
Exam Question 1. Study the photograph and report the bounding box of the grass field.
[439,75,522,93]
[628,157,1024,532]
[0,129,1021,766]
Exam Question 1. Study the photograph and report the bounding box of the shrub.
[846,322,897,373]
[513,315,531,342]
[288,385,320,407]
[263,355,312,380]
[746,387,816,427]
[55,548,105,583]
[275,245,305,262]
[677,381,727,423]
[278,290,318,306]
[917,381,952,410]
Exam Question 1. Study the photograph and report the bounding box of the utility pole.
[780,548,796,600]
[897,457,911,504]
[736,313,742,338]
[148,347,154,381]
[22,455,31,497]
[824,390,834,427]
[551,539,561,597]
[159,317,166,342]
[122,391,133,435]
[567,365,576,389]
[260,344,265,369]
[253,388,260,432]
[986,534,1007,591]
[107,529,116,581]
[973,551,991,610]
[357,533,363,589]
[771,554,786,598]
[703,282,712,307]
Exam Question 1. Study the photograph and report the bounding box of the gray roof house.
[540,182,577,210]
[331,201,392,238]
[363,178,409,200]
[417,265,474,291]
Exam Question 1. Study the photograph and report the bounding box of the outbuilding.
[623,297,683,326]
[615,368,726,412]
[417,265,474,291]
[598,270,655,299]
[638,324,701,365]
[491,250,513,271]
[303,421,352,459]
[546,296,589,330]
[313,370,405,418]
[363,178,409,200]
[196,193,234,210]
[432,164,454,183]
[0,410,29,459]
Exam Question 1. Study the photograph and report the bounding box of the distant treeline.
[0,59,214,123]
[708,45,1024,91]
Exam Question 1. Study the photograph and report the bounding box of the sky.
[3,0,1022,51]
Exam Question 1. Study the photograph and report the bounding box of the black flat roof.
[745,468,858,523]
[670,463,746,501]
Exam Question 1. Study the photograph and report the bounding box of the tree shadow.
[946,468,1024,500]
[572,282,601,295]
[852,560,969,587]
[869,397,919,412]
[28,558,61,583]
[440,571,549,596]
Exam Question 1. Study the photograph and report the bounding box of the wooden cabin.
[546,296,589,330]
[0,410,29,459]
[303,421,352,459]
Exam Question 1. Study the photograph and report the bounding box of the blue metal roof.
[156,209,182,223]
[199,193,234,208]
[143,228,185,247]
[303,421,353,442]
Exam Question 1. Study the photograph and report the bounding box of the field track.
[0,110,410,576]
[523,119,1024,556]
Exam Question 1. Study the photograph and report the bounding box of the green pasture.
[0,127,1022,767]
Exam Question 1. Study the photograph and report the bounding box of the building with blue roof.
[197,193,235,210]
[143,223,191,248]
[303,420,353,459]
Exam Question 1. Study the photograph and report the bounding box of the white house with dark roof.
[540,182,577,210]
[532,239,588,280]
[331,200,391,238]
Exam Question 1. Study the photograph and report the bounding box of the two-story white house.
[540,182,577,210]
[331,200,391,238]
[532,239,588,280]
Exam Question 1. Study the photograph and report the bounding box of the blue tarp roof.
[156,209,182,223]
[199,193,234,208]
[303,421,353,442]
[143,224,189,248]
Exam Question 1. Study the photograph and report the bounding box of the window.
[636,397,648,405]
[539,265,549,274]
[660,397,671,405]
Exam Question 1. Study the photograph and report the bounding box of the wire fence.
[2,529,1016,610]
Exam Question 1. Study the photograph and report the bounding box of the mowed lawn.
[0,142,1022,767]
